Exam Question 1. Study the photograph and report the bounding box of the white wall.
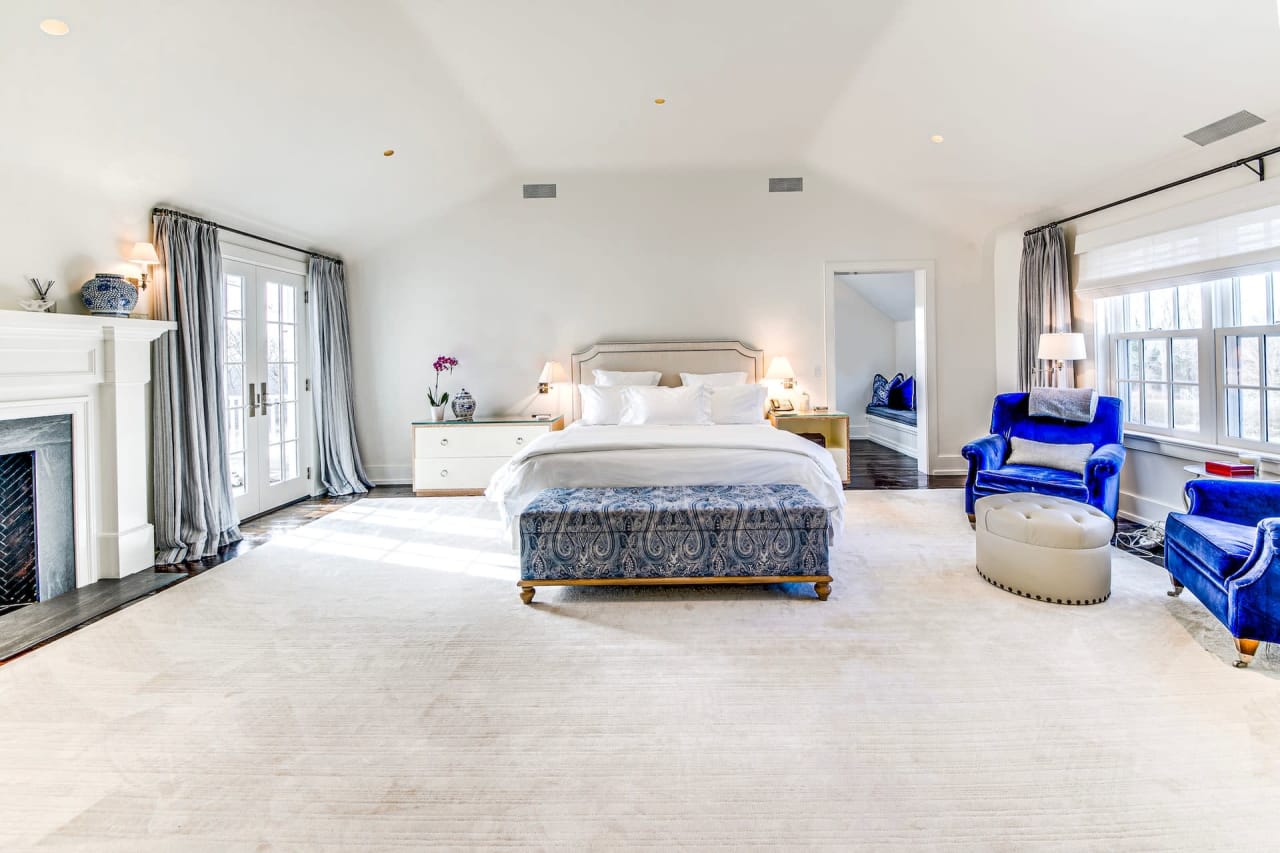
[349,170,992,482]
[834,285,895,431]
[0,162,154,316]
[894,320,916,376]
[988,171,1280,521]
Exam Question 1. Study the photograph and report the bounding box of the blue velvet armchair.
[1166,480,1280,668]
[961,392,1126,520]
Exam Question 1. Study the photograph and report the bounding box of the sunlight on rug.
[1,489,1278,850]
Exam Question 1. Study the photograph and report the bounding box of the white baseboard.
[849,423,869,439]
[931,453,967,476]
[366,464,412,486]
[1118,490,1180,526]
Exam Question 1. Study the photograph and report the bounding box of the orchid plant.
[428,355,459,407]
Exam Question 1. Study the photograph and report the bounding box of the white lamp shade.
[538,361,564,383]
[129,241,160,266]
[765,356,795,380]
[1037,332,1086,361]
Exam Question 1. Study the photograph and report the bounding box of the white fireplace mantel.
[0,309,175,585]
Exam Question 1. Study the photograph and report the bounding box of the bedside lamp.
[765,356,796,389]
[538,361,564,394]
[128,242,160,291]
[1037,332,1086,388]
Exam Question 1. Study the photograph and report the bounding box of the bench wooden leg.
[520,586,535,605]
[814,581,831,601]
[1234,637,1260,668]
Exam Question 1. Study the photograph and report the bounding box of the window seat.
[865,405,918,458]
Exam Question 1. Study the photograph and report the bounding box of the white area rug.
[2,490,1279,850]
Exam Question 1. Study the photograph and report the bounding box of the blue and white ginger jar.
[452,388,476,421]
[81,273,138,318]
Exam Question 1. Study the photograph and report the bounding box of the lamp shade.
[765,356,795,380]
[1037,332,1086,361]
[538,361,564,384]
[129,241,160,266]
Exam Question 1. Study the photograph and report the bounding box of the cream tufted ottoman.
[974,493,1114,605]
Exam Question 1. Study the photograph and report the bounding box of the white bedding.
[485,423,847,538]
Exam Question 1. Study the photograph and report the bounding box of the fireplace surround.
[0,310,174,589]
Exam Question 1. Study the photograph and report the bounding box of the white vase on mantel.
[428,405,447,422]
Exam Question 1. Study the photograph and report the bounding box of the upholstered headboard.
[569,339,764,421]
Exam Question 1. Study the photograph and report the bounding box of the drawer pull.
[516,437,525,445]
[440,469,449,478]
[440,438,449,447]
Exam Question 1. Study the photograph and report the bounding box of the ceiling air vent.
[768,177,803,193]
[1184,111,1265,147]
[523,183,557,199]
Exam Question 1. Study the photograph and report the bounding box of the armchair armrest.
[1228,517,1280,640]
[1085,443,1126,483]
[961,434,1007,471]
[1186,479,1280,527]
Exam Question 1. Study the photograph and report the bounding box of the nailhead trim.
[975,566,1110,606]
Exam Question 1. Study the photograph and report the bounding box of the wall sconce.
[129,242,160,291]
[538,360,564,394]
[765,356,796,389]
[1037,333,1086,388]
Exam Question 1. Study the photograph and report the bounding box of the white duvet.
[485,423,847,538]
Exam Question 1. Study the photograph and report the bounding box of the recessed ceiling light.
[930,134,945,144]
[383,149,395,157]
[39,19,70,36]
[653,98,666,105]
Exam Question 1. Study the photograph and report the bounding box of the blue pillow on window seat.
[898,376,916,410]
[887,374,911,410]
[871,373,892,407]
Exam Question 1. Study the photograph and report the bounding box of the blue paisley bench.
[517,484,832,603]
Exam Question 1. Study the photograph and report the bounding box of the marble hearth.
[0,310,174,588]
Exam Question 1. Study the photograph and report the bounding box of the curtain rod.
[1024,143,1280,237]
[152,207,343,264]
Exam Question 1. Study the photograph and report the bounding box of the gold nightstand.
[769,410,851,485]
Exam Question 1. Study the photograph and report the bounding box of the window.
[1099,272,1280,450]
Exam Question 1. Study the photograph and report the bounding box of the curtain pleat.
[151,212,242,564]
[308,257,372,496]
[1017,225,1073,390]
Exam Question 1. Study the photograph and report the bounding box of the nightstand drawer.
[414,424,547,458]
[414,456,509,490]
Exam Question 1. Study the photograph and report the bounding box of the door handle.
[248,384,257,418]
[260,381,276,408]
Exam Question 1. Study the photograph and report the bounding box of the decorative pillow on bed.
[593,369,661,387]
[680,371,747,387]
[870,374,891,407]
[619,385,712,425]
[889,375,915,410]
[578,385,629,425]
[707,383,768,424]
[1005,436,1094,475]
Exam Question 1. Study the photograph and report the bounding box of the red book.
[1205,460,1257,477]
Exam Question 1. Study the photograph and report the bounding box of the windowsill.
[1123,431,1279,470]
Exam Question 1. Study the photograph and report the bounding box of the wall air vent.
[522,183,557,199]
[768,177,804,193]
[1184,111,1265,147]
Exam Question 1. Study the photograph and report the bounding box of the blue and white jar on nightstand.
[451,388,476,421]
[80,273,138,318]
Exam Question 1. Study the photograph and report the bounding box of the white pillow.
[593,369,661,387]
[619,385,712,426]
[1006,436,1094,475]
[680,371,747,387]
[578,385,628,425]
[708,383,767,424]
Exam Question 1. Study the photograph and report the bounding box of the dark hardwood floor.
[847,440,967,490]
[2,447,957,664]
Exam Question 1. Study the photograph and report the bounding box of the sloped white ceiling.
[3,0,1280,253]
[837,272,915,322]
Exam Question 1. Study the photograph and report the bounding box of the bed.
[485,339,847,538]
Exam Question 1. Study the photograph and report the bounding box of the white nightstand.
[411,416,564,496]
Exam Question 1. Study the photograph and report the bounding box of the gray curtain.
[308,256,372,496]
[1017,225,1072,390]
[151,211,242,564]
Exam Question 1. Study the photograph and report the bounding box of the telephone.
[770,398,795,412]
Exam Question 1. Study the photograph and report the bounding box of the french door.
[222,258,314,520]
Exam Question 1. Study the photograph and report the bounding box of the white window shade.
[1077,202,1280,296]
